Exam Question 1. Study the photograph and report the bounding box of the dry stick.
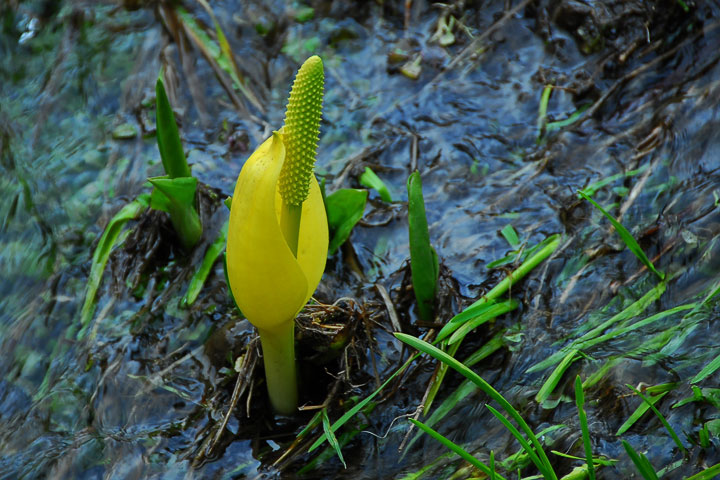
[410,134,418,172]
[330,142,389,191]
[207,339,258,456]
[375,283,402,333]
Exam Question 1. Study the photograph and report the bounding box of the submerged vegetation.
[1,1,720,479]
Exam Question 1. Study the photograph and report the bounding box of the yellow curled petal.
[226,133,328,331]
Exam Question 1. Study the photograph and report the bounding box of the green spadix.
[226,56,327,414]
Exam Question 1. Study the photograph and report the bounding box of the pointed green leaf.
[156,76,191,179]
[360,167,393,202]
[407,171,438,322]
[325,188,367,255]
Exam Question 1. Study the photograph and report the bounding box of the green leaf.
[156,76,191,179]
[325,188,368,255]
[578,190,663,280]
[80,194,150,333]
[182,220,228,307]
[321,408,346,468]
[149,176,197,212]
[149,176,202,249]
[500,224,520,247]
[407,171,438,322]
[359,167,393,202]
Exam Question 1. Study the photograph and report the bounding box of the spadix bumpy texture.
[278,55,324,206]
[226,132,328,332]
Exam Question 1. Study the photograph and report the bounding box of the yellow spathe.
[226,132,328,333]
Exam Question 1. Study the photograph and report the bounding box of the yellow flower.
[226,131,327,414]
[227,131,327,326]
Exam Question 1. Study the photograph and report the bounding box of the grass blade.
[309,355,415,452]
[447,299,518,345]
[426,234,560,412]
[535,349,580,404]
[626,384,686,454]
[485,404,547,477]
[407,171,438,322]
[410,418,506,480]
[575,376,596,480]
[321,408,346,468]
[396,332,557,480]
[577,190,663,280]
[691,353,720,384]
[621,440,658,480]
[616,391,668,436]
[528,281,667,373]
[684,463,720,480]
[402,332,506,455]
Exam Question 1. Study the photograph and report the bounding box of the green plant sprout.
[225,56,327,414]
[407,171,438,323]
[149,75,202,250]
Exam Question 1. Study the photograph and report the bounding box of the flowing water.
[2,1,720,478]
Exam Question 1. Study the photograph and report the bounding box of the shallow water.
[2,1,720,478]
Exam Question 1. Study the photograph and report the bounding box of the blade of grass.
[500,224,520,248]
[176,7,263,112]
[182,219,228,307]
[535,349,580,404]
[621,440,658,480]
[537,84,552,141]
[575,376,596,480]
[410,418,506,480]
[485,404,547,476]
[581,164,650,198]
[309,355,415,452]
[447,299,518,345]
[691,353,720,384]
[321,408,346,468]
[626,384,686,454]
[426,234,560,412]
[577,190,663,280]
[402,332,506,456]
[684,463,720,480]
[396,333,557,480]
[528,281,667,373]
[616,391,668,436]
[545,103,590,133]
